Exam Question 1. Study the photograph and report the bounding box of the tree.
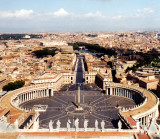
[70,42,117,56]
[3,42,7,45]
[16,41,21,43]
[107,61,113,68]
[73,44,79,50]
[32,47,57,58]
[3,80,25,92]
[125,67,131,73]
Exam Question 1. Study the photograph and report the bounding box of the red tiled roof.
[24,131,135,137]
[0,109,6,115]
[137,133,151,139]
[126,117,137,127]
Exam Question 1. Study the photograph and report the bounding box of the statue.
[95,120,98,131]
[118,120,122,131]
[67,119,71,131]
[74,118,79,131]
[0,116,8,132]
[49,120,53,132]
[84,119,88,131]
[56,120,61,131]
[136,121,140,131]
[7,124,14,132]
[15,98,19,106]
[33,118,39,131]
[101,120,105,132]
[3,116,7,123]
[14,119,19,131]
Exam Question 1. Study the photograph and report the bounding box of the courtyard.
[20,89,136,129]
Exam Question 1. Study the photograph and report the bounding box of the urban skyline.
[0,0,160,32]
[0,32,160,138]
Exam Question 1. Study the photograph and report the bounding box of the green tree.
[16,41,21,43]
[73,44,79,50]
[3,80,25,92]
[32,47,57,58]
[107,61,113,68]
[3,42,7,45]
[70,42,117,56]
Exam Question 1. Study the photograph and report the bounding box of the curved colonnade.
[0,82,159,130]
[1,84,54,112]
[105,83,159,128]
[12,84,54,111]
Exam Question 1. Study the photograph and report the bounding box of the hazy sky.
[0,0,160,32]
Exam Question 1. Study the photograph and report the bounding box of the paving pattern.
[20,90,136,129]
[19,55,136,129]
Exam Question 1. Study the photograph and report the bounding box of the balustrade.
[105,83,159,127]
[10,85,54,113]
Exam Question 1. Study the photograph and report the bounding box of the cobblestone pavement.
[20,55,136,129]
[20,91,136,129]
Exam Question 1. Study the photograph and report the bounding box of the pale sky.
[0,0,160,32]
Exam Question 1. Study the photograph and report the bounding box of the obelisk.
[76,84,83,111]
[78,84,80,108]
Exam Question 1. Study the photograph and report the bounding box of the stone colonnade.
[16,88,53,105]
[105,83,159,128]
[11,84,54,111]
[105,87,144,104]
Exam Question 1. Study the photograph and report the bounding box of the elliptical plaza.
[0,54,159,139]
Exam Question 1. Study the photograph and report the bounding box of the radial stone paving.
[20,90,136,129]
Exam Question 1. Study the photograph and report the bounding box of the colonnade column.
[118,88,120,96]
[119,88,121,96]
[26,93,27,101]
[115,88,117,96]
[19,96,21,104]
[112,88,114,95]
[51,89,54,96]
[125,89,127,97]
[110,87,112,95]
[16,88,60,109]
[47,89,49,97]
[105,89,108,95]
[127,90,129,98]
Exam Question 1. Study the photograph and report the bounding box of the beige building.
[84,53,113,89]
[31,72,75,91]
[52,53,76,72]
[128,73,159,90]
[138,73,159,90]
